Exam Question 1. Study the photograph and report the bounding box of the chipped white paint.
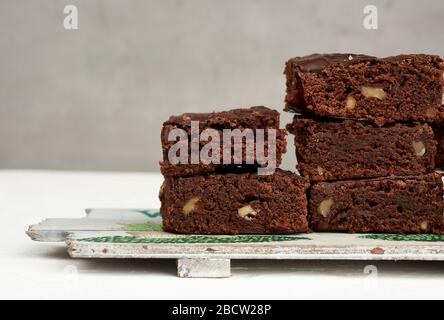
[177,258,231,278]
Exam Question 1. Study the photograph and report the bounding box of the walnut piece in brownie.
[310,173,444,234]
[160,169,309,234]
[284,53,444,126]
[160,106,287,177]
[287,117,437,181]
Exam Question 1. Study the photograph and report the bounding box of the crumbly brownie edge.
[164,106,281,129]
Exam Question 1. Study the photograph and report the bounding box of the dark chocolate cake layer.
[285,53,444,126]
[287,117,436,181]
[160,169,309,234]
[160,106,287,177]
[310,173,444,234]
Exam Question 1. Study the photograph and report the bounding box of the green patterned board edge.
[359,234,444,242]
[121,223,163,232]
[134,210,160,218]
[76,235,311,244]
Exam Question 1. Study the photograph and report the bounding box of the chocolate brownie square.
[287,117,437,181]
[160,169,309,234]
[310,173,444,234]
[284,54,444,126]
[160,106,287,177]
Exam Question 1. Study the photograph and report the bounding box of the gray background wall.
[1,0,443,172]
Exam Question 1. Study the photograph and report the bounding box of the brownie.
[160,106,287,177]
[160,169,309,234]
[432,125,444,168]
[310,173,444,234]
[287,117,437,182]
[284,53,444,126]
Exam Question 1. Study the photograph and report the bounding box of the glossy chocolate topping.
[290,53,376,73]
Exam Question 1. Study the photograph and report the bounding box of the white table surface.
[2,170,444,300]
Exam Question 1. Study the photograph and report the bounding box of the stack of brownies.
[159,53,444,235]
[159,107,310,234]
[284,53,444,234]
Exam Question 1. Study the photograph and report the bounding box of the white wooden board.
[27,209,444,278]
